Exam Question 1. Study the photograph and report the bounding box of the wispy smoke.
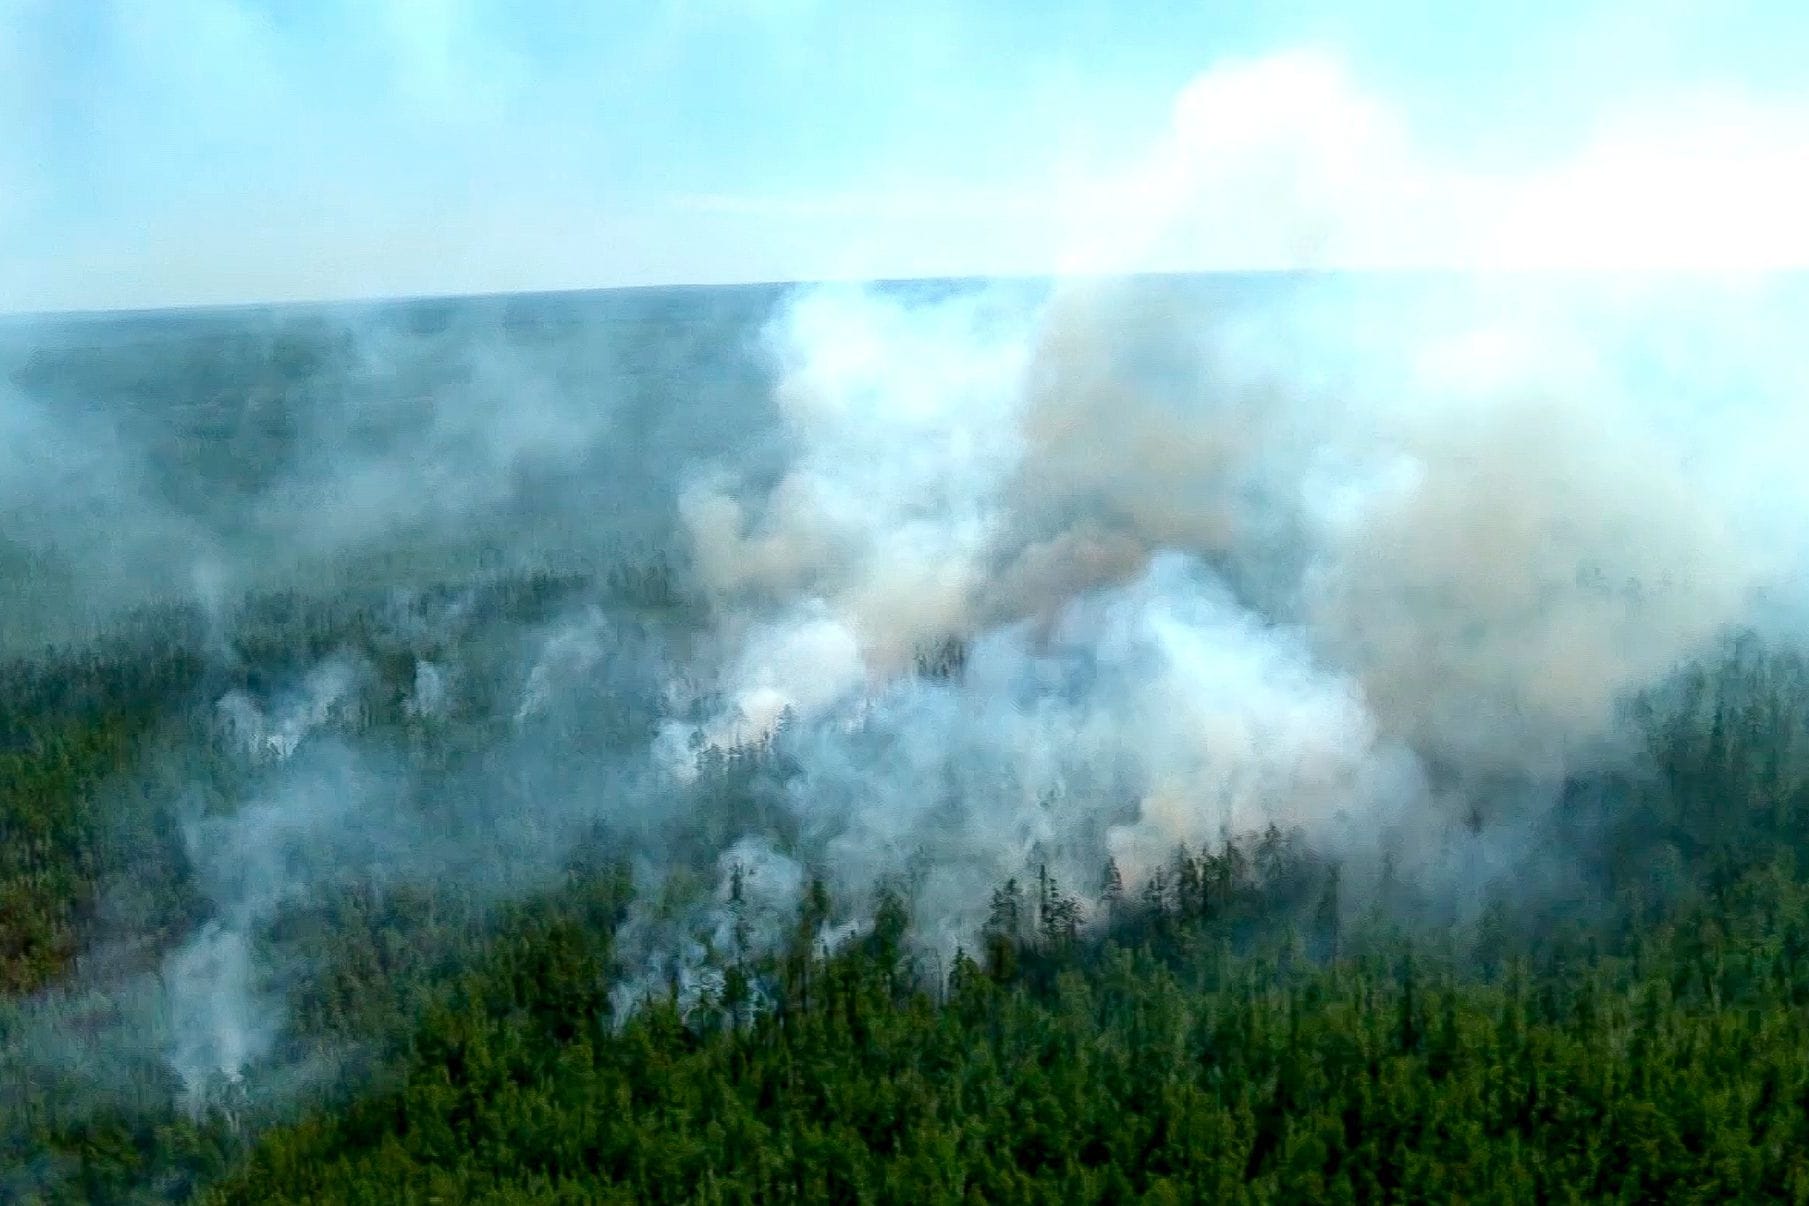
[0,290,779,649]
[9,269,1805,1118]
[93,267,1785,1063]
[171,666,413,1106]
[11,38,1809,1141]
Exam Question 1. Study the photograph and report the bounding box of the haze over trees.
[6,277,1809,1201]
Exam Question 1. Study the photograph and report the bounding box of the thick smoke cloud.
[652,267,1796,988]
[10,43,1809,1149]
[10,268,1806,1118]
[1051,50,1809,274]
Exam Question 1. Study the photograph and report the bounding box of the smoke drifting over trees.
[7,273,1809,1198]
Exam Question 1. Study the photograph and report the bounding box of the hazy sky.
[4,0,1808,312]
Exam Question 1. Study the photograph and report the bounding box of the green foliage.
[205,865,1809,1204]
[11,572,1809,1200]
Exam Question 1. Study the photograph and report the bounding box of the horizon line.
[6,265,1804,324]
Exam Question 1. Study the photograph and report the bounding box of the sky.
[3,0,1809,313]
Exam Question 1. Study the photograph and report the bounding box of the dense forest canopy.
[6,275,1809,1201]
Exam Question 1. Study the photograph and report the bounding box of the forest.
[13,0,1809,1193]
[8,277,1809,1203]
[5,555,1809,1203]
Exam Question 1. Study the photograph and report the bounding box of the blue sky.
[4,0,1807,312]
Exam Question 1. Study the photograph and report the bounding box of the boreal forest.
[7,277,1809,1203]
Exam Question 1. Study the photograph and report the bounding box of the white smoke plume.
[12,40,1809,1137]
[1052,49,1809,275]
[215,654,370,764]
[168,660,408,1105]
[653,262,1797,974]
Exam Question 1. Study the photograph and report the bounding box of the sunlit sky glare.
[4,0,1809,313]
